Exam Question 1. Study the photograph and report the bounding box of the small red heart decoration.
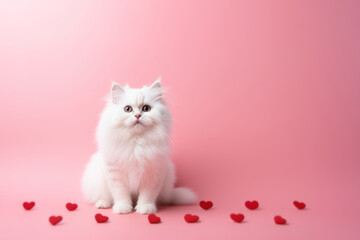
[66,202,78,211]
[148,214,161,224]
[23,201,35,210]
[49,216,63,225]
[245,200,259,210]
[230,213,244,223]
[199,201,213,210]
[184,214,199,223]
[293,201,306,209]
[274,215,287,224]
[95,213,109,223]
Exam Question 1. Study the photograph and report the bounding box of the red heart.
[184,214,199,223]
[293,201,306,209]
[199,201,213,210]
[95,213,109,223]
[274,215,287,224]
[66,202,78,211]
[230,213,244,223]
[148,214,161,224]
[49,216,63,225]
[23,201,35,210]
[245,200,259,210]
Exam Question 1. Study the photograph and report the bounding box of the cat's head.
[105,78,171,136]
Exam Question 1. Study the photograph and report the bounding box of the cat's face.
[108,79,171,135]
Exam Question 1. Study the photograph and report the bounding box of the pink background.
[1,0,360,239]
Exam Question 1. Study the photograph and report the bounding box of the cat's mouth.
[133,120,143,126]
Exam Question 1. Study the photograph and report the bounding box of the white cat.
[81,78,197,214]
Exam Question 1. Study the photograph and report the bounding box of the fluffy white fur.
[81,78,196,214]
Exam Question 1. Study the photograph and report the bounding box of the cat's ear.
[149,77,163,101]
[111,81,125,104]
[150,77,162,90]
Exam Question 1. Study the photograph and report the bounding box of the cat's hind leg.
[81,153,113,208]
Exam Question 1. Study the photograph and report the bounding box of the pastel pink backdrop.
[0,0,359,239]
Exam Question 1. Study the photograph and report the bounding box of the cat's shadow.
[156,204,187,212]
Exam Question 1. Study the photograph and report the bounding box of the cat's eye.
[124,105,133,113]
[142,105,151,112]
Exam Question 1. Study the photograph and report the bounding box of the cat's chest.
[104,137,159,163]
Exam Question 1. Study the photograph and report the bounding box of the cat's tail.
[170,187,197,205]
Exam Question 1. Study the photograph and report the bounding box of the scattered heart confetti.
[245,200,259,210]
[274,215,287,224]
[23,201,35,210]
[22,198,304,227]
[95,213,109,223]
[184,214,199,223]
[199,201,213,210]
[66,202,78,211]
[148,214,161,224]
[49,216,63,225]
[293,201,306,209]
[230,213,244,223]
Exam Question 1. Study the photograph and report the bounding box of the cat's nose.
[135,114,141,119]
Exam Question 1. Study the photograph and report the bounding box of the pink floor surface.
[1,149,359,240]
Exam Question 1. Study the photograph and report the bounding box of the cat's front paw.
[135,203,157,214]
[113,202,133,214]
[95,199,112,209]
